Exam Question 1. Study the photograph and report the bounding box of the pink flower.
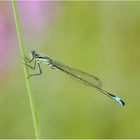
[18,1,58,31]
[0,10,14,73]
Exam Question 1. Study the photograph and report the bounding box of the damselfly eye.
[31,50,36,56]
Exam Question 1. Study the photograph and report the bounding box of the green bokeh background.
[1,1,140,138]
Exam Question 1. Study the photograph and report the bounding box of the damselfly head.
[31,50,39,58]
[31,50,36,56]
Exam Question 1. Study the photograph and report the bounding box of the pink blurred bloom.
[18,1,58,31]
[0,11,13,72]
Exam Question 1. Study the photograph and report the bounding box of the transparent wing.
[50,59,125,106]
[51,60,102,88]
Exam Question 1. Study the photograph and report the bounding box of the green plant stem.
[12,1,41,139]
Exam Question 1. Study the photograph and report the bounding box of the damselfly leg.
[23,56,42,78]
[27,63,42,79]
[23,56,34,63]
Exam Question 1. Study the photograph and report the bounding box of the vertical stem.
[12,1,41,139]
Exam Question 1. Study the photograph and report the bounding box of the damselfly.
[24,50,125,106]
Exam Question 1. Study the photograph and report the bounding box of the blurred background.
[0,1,140,138]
